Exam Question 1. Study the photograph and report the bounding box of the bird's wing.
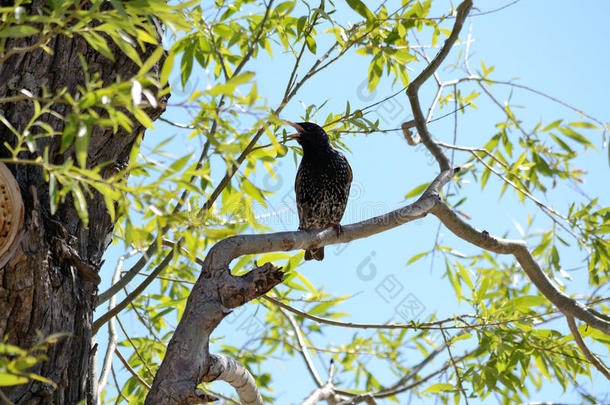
[295,163,303,195]
[295,163,311,229]
[338,151,353,184]
[345,154,353,184]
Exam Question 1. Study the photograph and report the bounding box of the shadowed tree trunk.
[0,2,166,403]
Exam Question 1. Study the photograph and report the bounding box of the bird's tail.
[305,247,324,261]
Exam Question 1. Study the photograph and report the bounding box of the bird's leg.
[326,223,344,236]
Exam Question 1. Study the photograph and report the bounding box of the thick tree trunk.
[0,2,166,403]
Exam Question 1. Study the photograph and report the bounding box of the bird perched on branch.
[284,121,352,261]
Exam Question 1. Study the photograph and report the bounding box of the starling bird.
[284,121,352,261]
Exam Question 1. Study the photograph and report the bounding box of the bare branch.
[115,349,151,391]
[301,384,338,405]
[145,168,454,404]
[204,354,262,405]
[335,352,472,404]
[440,329,469,404]
[566,316,610,380]
[280,307,325,387]
[93,248,176,333]
[300,359,344,405]
[406,0,473,172]
[144,261,284,404]
[97,253,130,396]
[430,201,610,334]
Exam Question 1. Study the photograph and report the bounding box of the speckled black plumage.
[290,122,352,261]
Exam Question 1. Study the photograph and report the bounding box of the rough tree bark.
[0,1,166,403]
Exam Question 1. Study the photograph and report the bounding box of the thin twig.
[279,307,325,388]
[93,248,177,333]
[111,365,130,404]
[116,315,156,380]
[233,0,274,77]
[566,316,610,380]
[406,0,473,171]
[440,329,469,404]
[115,349,152,390]
[97,252,131,396]
[265,295,561,331]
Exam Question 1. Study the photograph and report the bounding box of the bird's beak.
[282,120,304,140]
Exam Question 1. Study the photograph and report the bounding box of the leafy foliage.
[1,0,608,404]
[0,334,68,388]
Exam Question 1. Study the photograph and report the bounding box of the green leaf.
[133,109,154,129]
[283,273,308,292]
[534,354,552,380]
[160,49,177,85]
[139,46,164,76]
[296,16,307,36]
[0,372,29,386]
[0,343,26,356]
[72,185,89,226]
[532,153,553,177]
[569,121,598,129]
[212,23,232,38]
[242,178,266,205]
[81,31,115,61]
[206,71,255,96]
[275,1,295,14]
[74,124,90,168]
[0,25,38,38]
[168,154,192,175]
[558,127,594,148]
[424,383,456,393]
[109,31,142,65]
[480,158,493,190]
[60,115,77,153]
[293,272,317,294]
[367,55,383,92]
[180,43,194,87]
[405,182,430,199]
[481,60,495,76]
[305,35,316,54]
[550,133,574,155]
[507,295,547,312]
[407,251,429,265]
[345,0,374,21]
[542,119,562,132]
[103,192,116,222]
[390,50,416,64]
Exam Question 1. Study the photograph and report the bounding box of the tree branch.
[93,248,176,334]
[144,261,284,404]
[566,316,610,379]
[144,168,454,404]
[97,252,131,396]
[203,354,262,405]
[143,1,610,403]
[440,329,468,404]
[300,360,345,405]
[335,352,473,404]
[406,0,472,172]
[430,201,610,334]
[280,307,325,388]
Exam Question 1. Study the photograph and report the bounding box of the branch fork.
[145,0,609,403]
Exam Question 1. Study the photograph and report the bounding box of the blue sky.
[96,1,609,403]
